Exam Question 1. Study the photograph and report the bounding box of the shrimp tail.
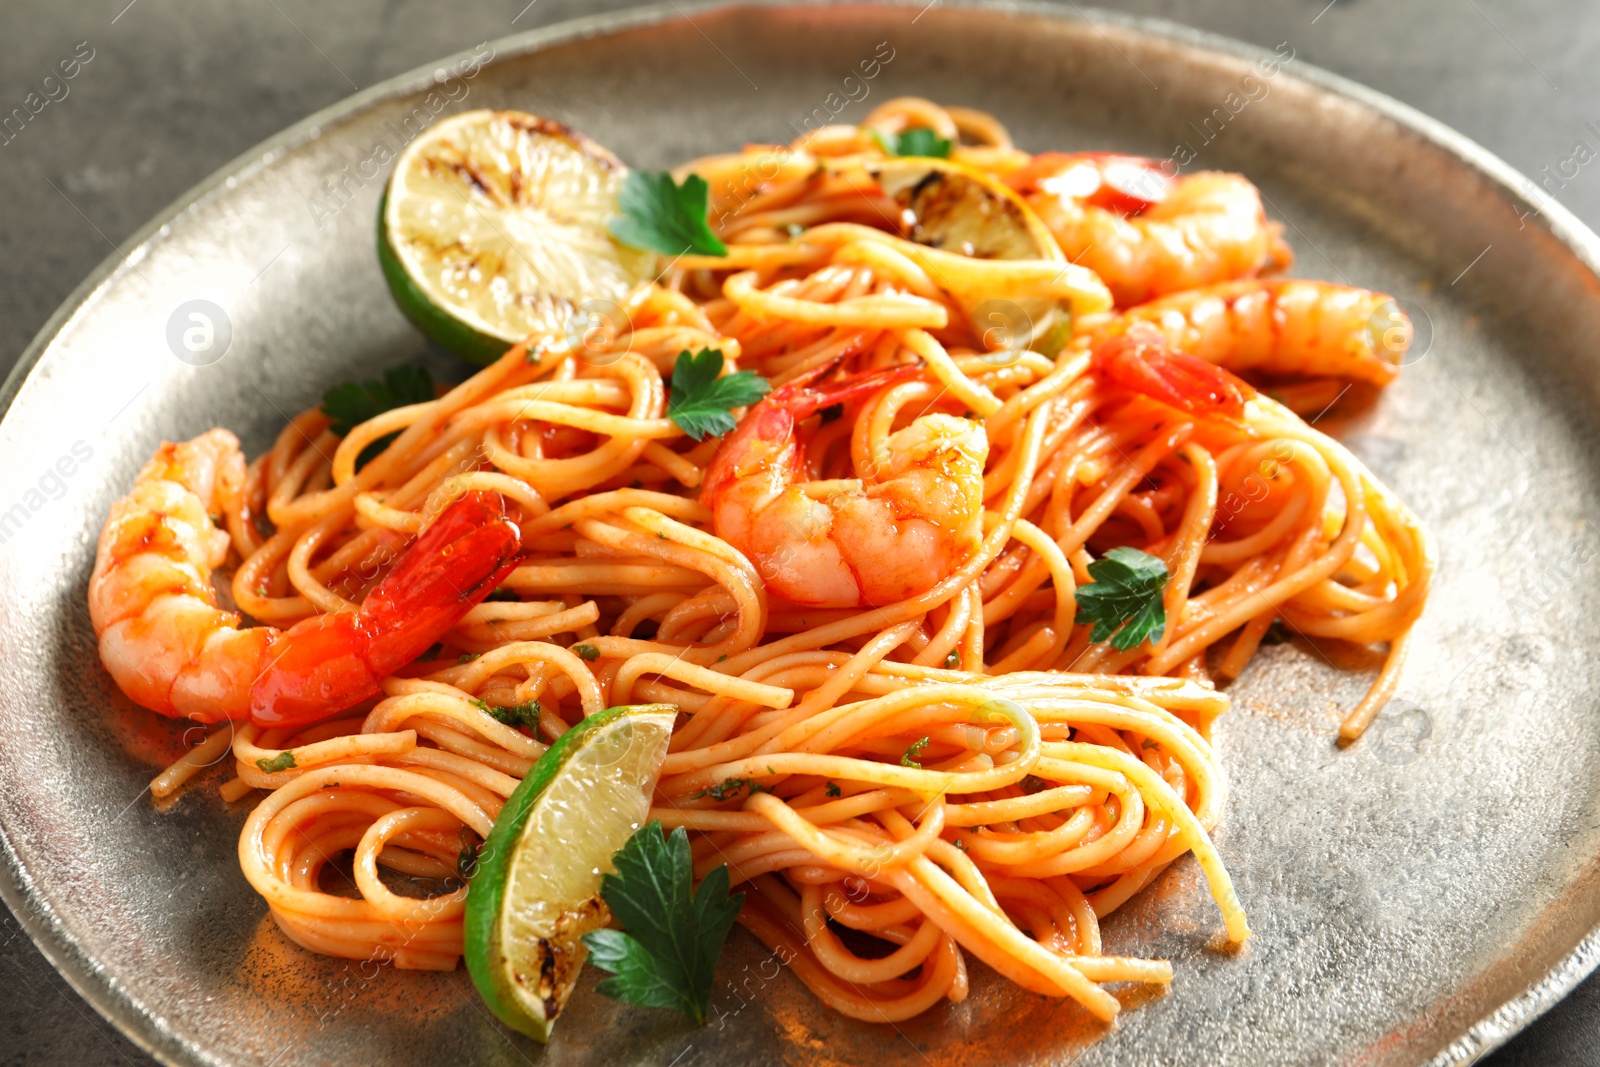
[1093,322,1253,420]
[249,491,522,729]
[775,360,924,422]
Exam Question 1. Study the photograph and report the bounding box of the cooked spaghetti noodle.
[119,99,1433,1025]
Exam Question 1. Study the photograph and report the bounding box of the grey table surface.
[0,0,1595,1064]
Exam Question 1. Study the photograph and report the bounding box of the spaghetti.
[114,99,1432,1024]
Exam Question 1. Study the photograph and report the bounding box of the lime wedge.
[380,109,655,366]
[464,703,676,1041]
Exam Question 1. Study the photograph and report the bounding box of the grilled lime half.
[379,109,655,366]
[463,703,675,1041]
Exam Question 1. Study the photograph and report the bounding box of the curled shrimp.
[1009,152,1289,306]
[89,430,520,726]
[704,364,988,608]
[1105,279,1412,397]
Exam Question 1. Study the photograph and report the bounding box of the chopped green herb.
[873,126,953,159]
[953,837,969,852]
[573,643,601,662]
[581,822,744,1025]
[944,651,960,669]
[1260,619,1293,646]
[456,652,480,664]
[824,781,842,798]
[717,654,727,663]
[321,365,436,470]
[1073,546,1170,652]
[667,348,771,441]
[256,750,297,773]
[900,736,931,769]
[784,222,807,238]
[610,170,728,258]
[484,587,518,602]
[255,585,270,598]
[456,829,480,879]
[693,777,767,802]
[484,699,541,730]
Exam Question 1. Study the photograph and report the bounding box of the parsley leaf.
[580,822,744,1025]
[610,170,728,257]
[873,127,953,159]
[1073,546,1170,651]
[668,348,770,441]
[256,750,297,773]
[320,365,435,470]
[901,736,931,768]
[944,651,960,669]
[572,643,600,662]
[824,781,842,798]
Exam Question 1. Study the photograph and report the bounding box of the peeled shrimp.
[1106,278,1411,389]
[704,365,987,608]
[89,430,520,725]
[1010,153,1288,306]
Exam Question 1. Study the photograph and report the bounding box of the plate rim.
[1,2,1595,1064]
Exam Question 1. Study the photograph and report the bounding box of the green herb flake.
[693,777,766,802]
[580,822,745,1025]
[255,750,297,773]
[944,651,960,669]
[456,652,481,665]
[484,699,541,731]
[456,829,480,879]
[610,170,729,258]
[667,348,771,441]
[1073,546,1170,652]
[1259,619,1293,646]
[954,838,969,852]
[573,643,601,662]
[824,782,842,798]
[900,736,931,769]
[873,127,953,159]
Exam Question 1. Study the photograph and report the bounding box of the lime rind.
[464,703,675,1041]
[379,109,655,368]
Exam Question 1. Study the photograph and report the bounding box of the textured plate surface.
[3,3,1599,1065]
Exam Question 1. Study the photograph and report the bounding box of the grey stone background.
[0,0,1594,1063]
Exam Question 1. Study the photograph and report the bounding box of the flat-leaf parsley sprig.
[668,348,770,441]
[1073,546,1171,652]
[580,821,744,1025]
[610,170,728,258]
[321,364,436,470]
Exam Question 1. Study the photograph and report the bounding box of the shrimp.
[704,365,987,608]
[1105,278,1411,390]
[89,430,521,726]
[1091,321,1253,421]
[1009,153,1289,306]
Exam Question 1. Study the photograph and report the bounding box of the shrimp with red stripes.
[88,429,521,726]
[1009,152,1290,306]
[704,364,987,608]
[1095,279,1412,415]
